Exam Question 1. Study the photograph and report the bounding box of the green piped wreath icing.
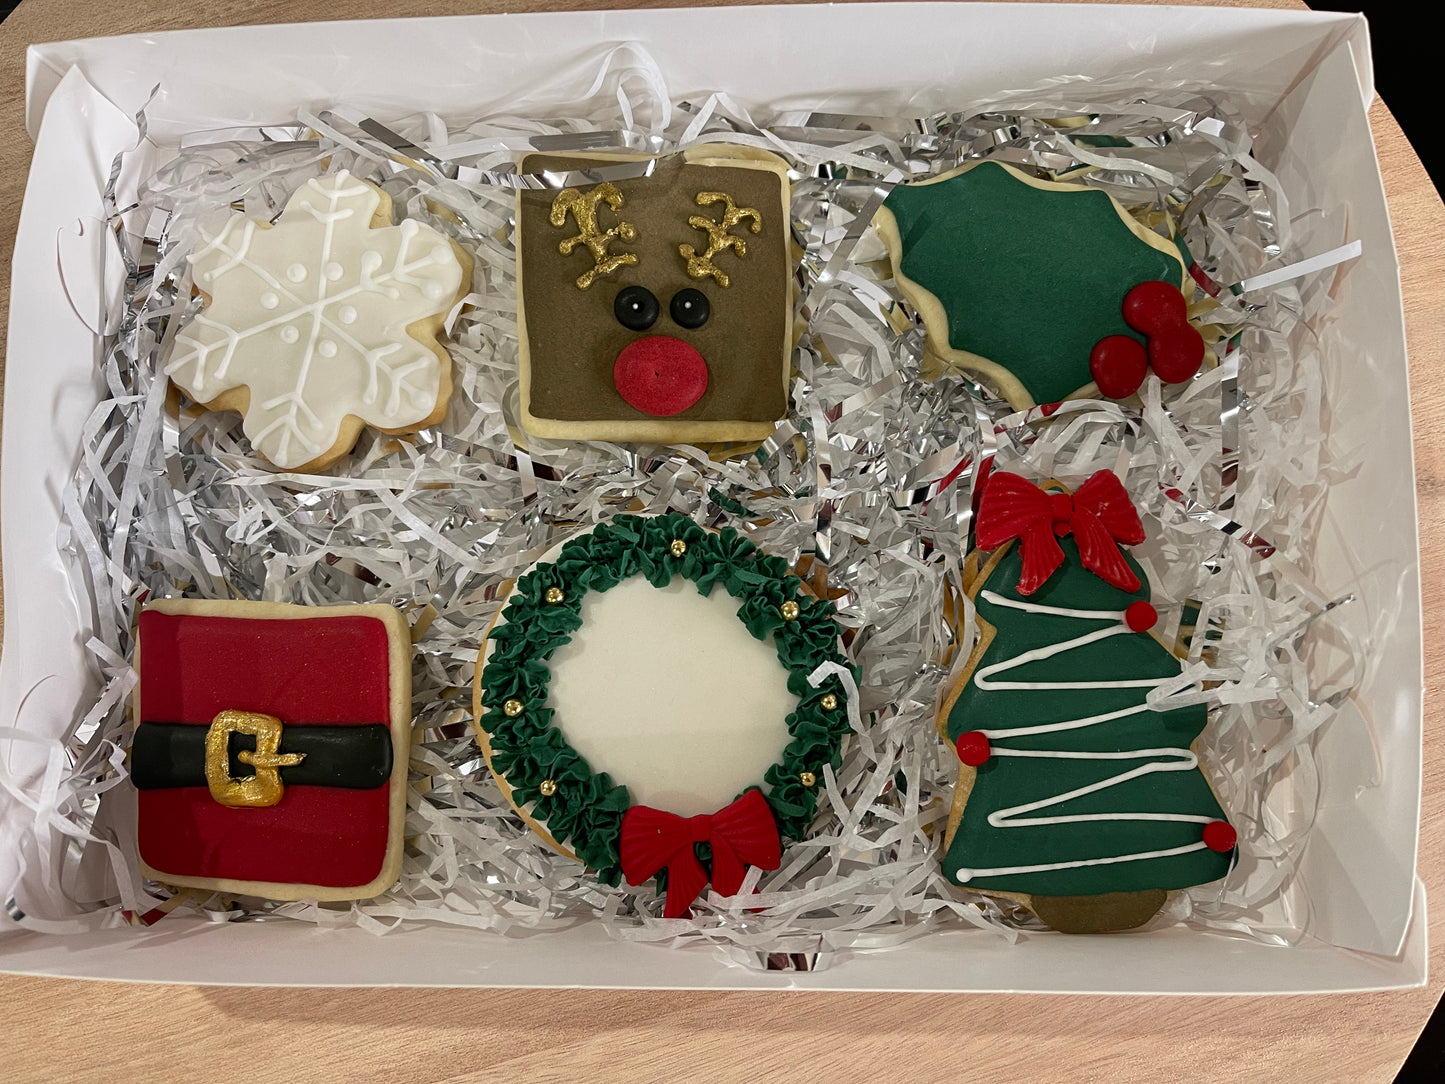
[478,512,855,885]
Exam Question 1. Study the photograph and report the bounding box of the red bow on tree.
[620,789,782,918]
[975,470,1146,596]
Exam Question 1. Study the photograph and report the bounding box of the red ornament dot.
[1122,280,1188,335]
[955,731,992,767]
[613,335,709,417]
[1089,335,1148,399]
[1125,601,1158,632]
[1202,820,1237,853]
[1148,326,1206,384]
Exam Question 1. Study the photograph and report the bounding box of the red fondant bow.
[975,470,1145,596]
[620,789,782,918]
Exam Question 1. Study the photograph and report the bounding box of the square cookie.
[130,599,411,901]
[516,145,792,443]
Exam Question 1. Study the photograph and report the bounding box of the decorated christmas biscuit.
[516,146,792,444]
[938,471,1234,933]
[130,599,413,901]
[168,171,470,471]
[472,513,853,917]
[875,160,1205,409]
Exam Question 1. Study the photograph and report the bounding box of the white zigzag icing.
[167,171,464,468]
[953,590,1215,883]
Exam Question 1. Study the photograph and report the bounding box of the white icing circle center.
[544,576,795,818]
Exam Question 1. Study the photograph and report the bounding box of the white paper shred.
[0,50,1372,969]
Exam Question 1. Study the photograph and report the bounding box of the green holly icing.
[942,536,1231,897]
[882,160,1186,405]
[479,512,855,885]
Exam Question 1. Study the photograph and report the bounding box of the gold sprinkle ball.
[669,539,688,557]
[820,693,839,711]
[539,779,558,797]
[544,586,565,604]
[503,699,524,717]
[799,771,817,787]
[780,600,800,621]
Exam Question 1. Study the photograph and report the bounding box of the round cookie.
[167,170,471,471]
[937,471,1235,933]
[471,513,854,917]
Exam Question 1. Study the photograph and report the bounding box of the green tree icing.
[942,536,1232,897]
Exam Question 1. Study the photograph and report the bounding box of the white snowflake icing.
[168,171,464,469]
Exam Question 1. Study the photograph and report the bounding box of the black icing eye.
[614,286,659,331]
[669,288,711,330]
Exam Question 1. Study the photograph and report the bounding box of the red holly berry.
[1089,335,1148,399]
[1122,280,1188,335]
[1147,327,1206,384]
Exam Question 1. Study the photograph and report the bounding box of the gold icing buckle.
[205,710,306,808]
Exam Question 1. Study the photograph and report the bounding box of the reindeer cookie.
[515,146,792,444]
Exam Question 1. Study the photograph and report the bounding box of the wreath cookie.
[168,171,471,471]
[938,471,1235,933]
[472,513,854,917]
[875,160,1207,408]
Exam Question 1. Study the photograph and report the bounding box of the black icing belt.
[130,722,394,790]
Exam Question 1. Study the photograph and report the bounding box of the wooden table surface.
[1,1,1441,1081]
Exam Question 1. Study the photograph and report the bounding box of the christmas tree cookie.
[939,471,1235,933]
[875,160,1206,408]
[472,513,854,917]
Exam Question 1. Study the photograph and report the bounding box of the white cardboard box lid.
[1,5,1426,991]
[24,4,1374,136]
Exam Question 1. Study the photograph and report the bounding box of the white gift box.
[0,4,1424,992]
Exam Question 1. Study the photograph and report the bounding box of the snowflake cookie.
[168,171,469,471]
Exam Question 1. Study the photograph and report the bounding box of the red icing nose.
[613,336,709,417]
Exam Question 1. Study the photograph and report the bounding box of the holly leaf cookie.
[876,160,1201,409]
[938,470,1235,933]
[168,171,470,471]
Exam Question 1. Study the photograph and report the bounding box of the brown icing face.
[517,149,791,441]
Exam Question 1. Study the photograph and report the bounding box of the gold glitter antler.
[679,192,762,288]
[550,183,639,290]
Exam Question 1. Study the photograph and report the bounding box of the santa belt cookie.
[130,716,394,801]
[132,598,412,902]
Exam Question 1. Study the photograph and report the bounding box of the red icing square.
[136,607,399,891]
